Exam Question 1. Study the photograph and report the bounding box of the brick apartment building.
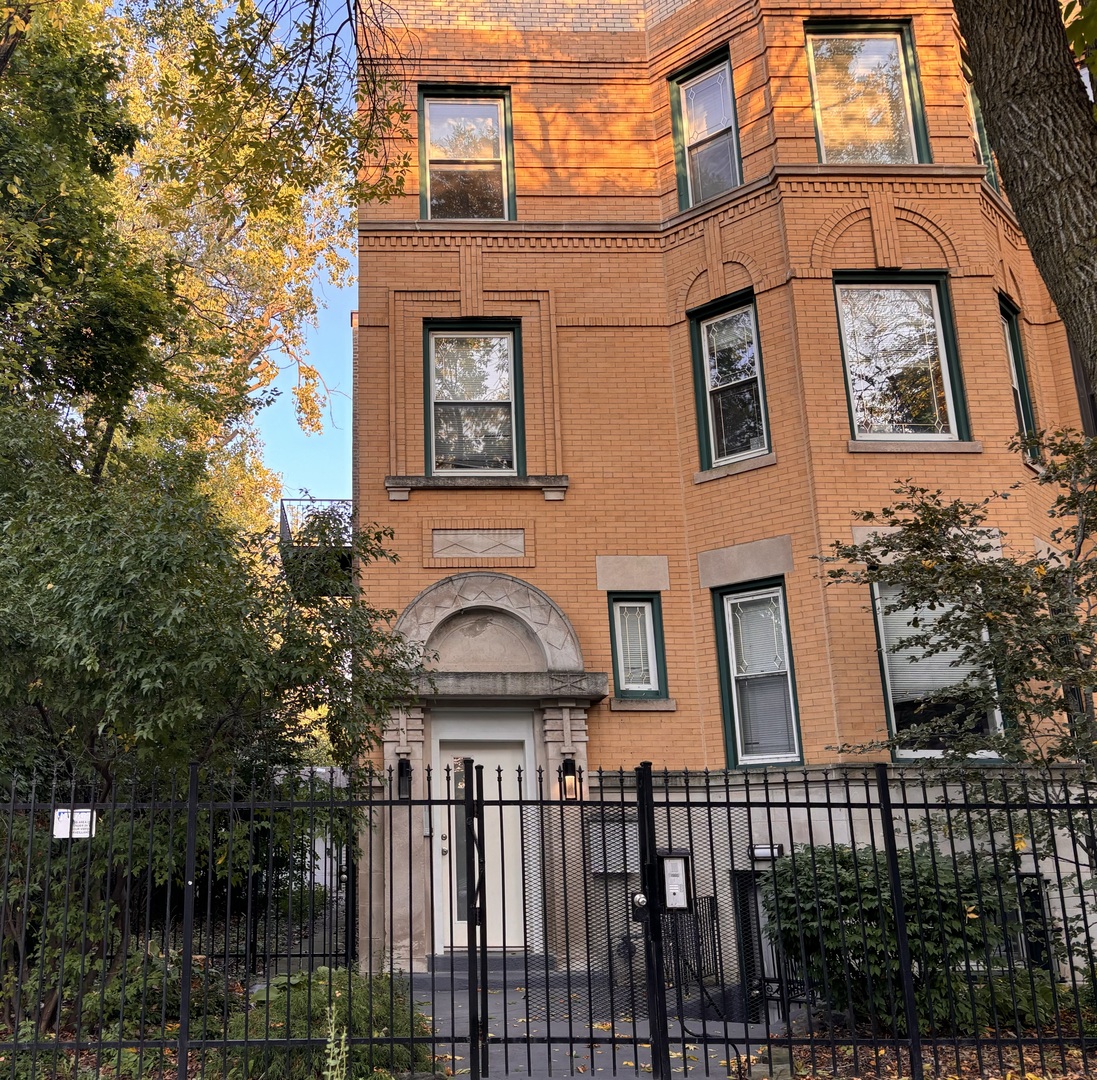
[354,0,1085,823]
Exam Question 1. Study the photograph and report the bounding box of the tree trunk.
[0,6,28,80]
[953,0,1097,396]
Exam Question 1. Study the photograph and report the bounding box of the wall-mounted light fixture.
[750,843,784,861]
[561,757,579,801]
[397,758,412,801]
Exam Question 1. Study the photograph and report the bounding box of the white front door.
[433,712,535,950]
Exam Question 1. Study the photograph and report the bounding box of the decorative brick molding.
[395,572,586,671]
[422,519,536,568]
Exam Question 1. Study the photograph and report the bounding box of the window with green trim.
[426,325,522,474]
[420,90,514,220]
[609,594,667,699]
[874,583,1001,758]
[715,581,801,765]
[689,294,770,468]
[835,277,967,441]
[669,54,741,209]
[965,67,999,191]
[806,24,929,165]
[1001,301,1037,454]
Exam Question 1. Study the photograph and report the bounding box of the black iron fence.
[5,761,1097,1078]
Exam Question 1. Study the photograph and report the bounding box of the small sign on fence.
[53,807,96,839]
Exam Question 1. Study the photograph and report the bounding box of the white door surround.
[433,710,535,949]
[372,573,608,969]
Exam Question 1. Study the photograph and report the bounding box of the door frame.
[430,709,538,951]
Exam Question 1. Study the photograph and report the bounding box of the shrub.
[81,942,238,1037]
[213,967,432,1080]
[759,842,1056,1036]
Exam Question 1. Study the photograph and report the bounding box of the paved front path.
[408,970,770,1078]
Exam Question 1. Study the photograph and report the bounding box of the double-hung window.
[717,582,800,765]
[690,295,769,468]
[965,67,999,190]
[609,594,667,700]
[875,583,1000,757]
[427,326,522,474]
[420,90,514,220]
[806,24,929,165]
[1001,302,1037,453]
[670,54,741,209]
[835,277,968,441]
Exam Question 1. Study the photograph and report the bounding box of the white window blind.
[614,601,657,691]
[725,589,798,762]
[807,33,917,165]
[878,584,981,702]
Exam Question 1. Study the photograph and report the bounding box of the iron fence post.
[464,758,482,1080]
[636,761,672,1080]
[176,763,200,1080]
[874,763,924,1080]
[475,764,490,1078]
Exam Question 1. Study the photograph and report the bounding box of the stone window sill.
[609,698,677,712]
[847,440,983,454]
[385,475,569,501]
[694,452,777,484]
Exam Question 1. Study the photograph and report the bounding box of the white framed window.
[964,69,999,190]
[422,95,511,220]
[610,594,666,699]
[721,585,800,764]
[806,30,923,165]
[1001,306,1036,448]
[836,281,961,440]
[698,301,768,465]
[428,330,517,474]
[875,583,1001,758]
[672,59,741,207]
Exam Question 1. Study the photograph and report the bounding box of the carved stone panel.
[395,572,585,671]
[432,528,525,558]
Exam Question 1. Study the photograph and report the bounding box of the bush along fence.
[7,762,1097,1078]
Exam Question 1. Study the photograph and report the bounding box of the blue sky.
[254,277,356,501]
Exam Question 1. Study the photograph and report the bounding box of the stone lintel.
[698,534,795,589]
[412,671,607,702]
[385,475,569,501]
[595,555,670,592]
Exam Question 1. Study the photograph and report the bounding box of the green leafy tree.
[0,5,182,469]
[0,405,420,789]
[0,0,419,1054]
[2,0,411,444]
[823,432,1097,768]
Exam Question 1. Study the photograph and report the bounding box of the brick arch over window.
[810,202,872,269]
[894,203,962,269]
[680,264,711,312]
[810,201,962,271]
[721,252,763,293]
[395,572,584,671]
[678,251,763,314]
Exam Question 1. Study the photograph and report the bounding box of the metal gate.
[390,760,1083,1080]
[403,760,795,1080]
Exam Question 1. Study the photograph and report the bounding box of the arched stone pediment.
[428,608,547,672]
[395,573,584,671]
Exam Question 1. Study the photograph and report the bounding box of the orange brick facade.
[354,0,1083,779]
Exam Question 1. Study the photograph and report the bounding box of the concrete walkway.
[408,968,773,1079]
